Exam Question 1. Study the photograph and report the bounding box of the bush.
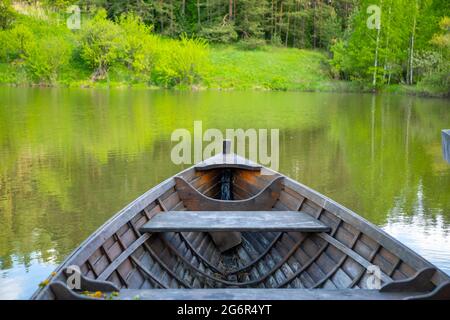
[0,24,34,62]
[117,13,158,80]
[236,38,266,51]
[23,35,71,84]
[264,76,288,91]
[418,69,450,95]
[79,9,123,80]
[269,34,283,47]
[154,35,209,87]
[199,22,238,44]
[0,0,16,30]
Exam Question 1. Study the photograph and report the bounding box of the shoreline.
[0,82,448,99]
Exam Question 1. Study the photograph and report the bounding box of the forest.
[0,0,449,95]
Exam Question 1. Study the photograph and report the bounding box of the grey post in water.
[443,130,450,164]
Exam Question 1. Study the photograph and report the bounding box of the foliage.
[198,22,238,44]
[430,16,450,54]
[154,35,209,87]
[23,35,72,84]
[79,9,124,80]
[0,24,34,61]
[117,13,159,80]
[1,0,449,94]
[235,38,267,51]
[0,0,16,30]
[42,0,79,10]
[234,0,267,39]
[418,16,450,94]
[330,0,449,88]
[412,50,442,79]
[90,0,356,50]
[329,39,348,79]
[311,2,343,50]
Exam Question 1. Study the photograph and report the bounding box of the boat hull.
[31,159,450,300]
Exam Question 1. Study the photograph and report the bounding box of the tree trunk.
[159,0,164,33]
[229,0,233,20]
[312,0,317,48]
[409,5,417,85]
[372,0,383,87]
[197,0,201,26]
[285,5,290,46]
[383,3,391,82]
[170,0,174,34]
[271,0,276,41]
[279,2,284,41]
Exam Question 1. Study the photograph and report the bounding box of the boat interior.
[35,155,450,300]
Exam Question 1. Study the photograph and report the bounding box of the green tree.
[23,35,72,84]
[0,24,34,62]
[79,9,123,80]
[154,34,209,87]
[42,0,79,11]
[117,13,159,80]
[420,16,450,92]
[0,0,16,30]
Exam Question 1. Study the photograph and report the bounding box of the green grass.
[0,43,348,91]
[207,45,333,91]
[1,44,445,97]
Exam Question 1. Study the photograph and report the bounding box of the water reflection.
[0,88,449,299]
[0,254,56,299]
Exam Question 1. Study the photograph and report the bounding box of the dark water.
[0,88,449,299]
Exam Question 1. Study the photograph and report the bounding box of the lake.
[0,88,449,299]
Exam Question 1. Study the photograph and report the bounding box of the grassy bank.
[0,9,339,92]
[0,8,447,97]
[207,46,333,91]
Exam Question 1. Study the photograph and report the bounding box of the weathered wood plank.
[380,267,436,293]
[97,234,151,281]
[194,153,262,171]
[140,211,330,232]
[174,176,283,211]
[318,233,391,282]
[115,288,420,300]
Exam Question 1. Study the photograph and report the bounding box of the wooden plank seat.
[139,211,331,233]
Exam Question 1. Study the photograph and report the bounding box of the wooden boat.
[32,141,450,300]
